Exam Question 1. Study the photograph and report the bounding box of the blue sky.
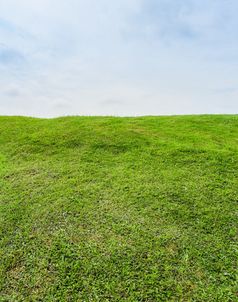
[0,0,238,117]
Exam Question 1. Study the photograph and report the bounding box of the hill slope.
[0,115,237,301]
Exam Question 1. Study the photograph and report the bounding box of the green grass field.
[0,115,237,301]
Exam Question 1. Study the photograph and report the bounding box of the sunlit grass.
[0,115,237,301]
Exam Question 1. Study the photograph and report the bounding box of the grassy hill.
[0,115,237,301]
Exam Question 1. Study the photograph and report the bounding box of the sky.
[0,0,238,117]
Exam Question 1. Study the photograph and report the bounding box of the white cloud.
[0,0,237,116]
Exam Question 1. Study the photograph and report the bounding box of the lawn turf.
[0,115,237,301]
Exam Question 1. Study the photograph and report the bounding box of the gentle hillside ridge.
[0,115,237,301]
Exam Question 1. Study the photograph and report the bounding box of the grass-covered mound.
[0,115,237,301]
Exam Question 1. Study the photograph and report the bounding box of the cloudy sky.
[0,0,238,117]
